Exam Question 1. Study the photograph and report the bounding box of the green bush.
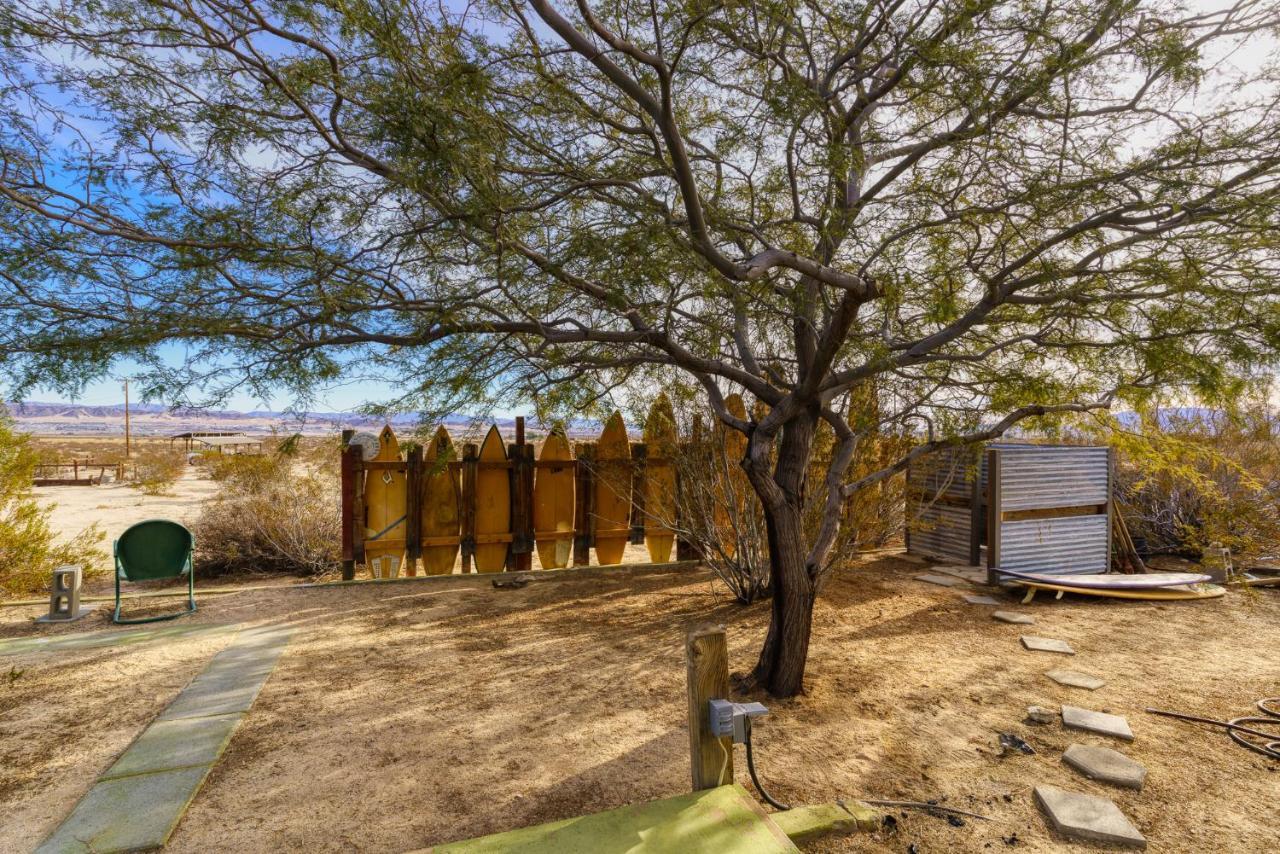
[129,445,186,495]
[0,410,105,598]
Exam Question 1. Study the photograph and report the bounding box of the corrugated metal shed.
[907,442,1112,581]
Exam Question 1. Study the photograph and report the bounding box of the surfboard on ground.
[643,395,678,563]
[474,426,512,573]
[534,428,575,569]
[996,570,1212,589]
[1015,580,1225,604]
[363,425,407,579]
[421,425,461,576]
[594,412,632,566]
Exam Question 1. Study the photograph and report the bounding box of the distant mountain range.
[3,400,530,437]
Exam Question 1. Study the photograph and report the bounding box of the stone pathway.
[1061,705,1134,741]
[993,611,1034,624]
[962,594,1000,605]
[0,623,234,657]
[1034,785,1146,848]
[914,573,963,587]
[36,626,292,854]
[1063,744,1147,790]
[1020,635,1075,654]
[1045,668,1106,690]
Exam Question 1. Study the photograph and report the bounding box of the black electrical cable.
[743,717,791,811]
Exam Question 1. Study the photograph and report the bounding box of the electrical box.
[708,699,770,744]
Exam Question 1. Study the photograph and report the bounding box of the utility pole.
[123,379,131,459]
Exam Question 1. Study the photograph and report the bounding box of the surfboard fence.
[338,413,693,580]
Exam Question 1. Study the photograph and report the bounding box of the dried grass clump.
[0,410,104,598]
[194,450,339,577]
[129,445,186,495]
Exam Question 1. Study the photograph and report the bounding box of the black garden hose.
[743,716,791,811]
[1146,698,1280,761]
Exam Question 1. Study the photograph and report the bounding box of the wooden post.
[629,442,647,545]
[985,448,1001,585]
[968,447,984,566]
[686,624,732,791]
[340,441,358,581]
[123,379,131,459]
[510,417,534,572]
[405,444,423,576]
[573,443,595,566]
[352,453,367,570]
[461,442,478,573]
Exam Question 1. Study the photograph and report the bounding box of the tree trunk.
[746,412,818,697]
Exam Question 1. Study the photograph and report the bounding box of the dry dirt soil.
[2,555,1277,853]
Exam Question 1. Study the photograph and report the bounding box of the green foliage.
[0,410,105,598]
[1102,403,1280,558]
[129,446,185,496]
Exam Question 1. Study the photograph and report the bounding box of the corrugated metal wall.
[907,442,1111,577]
[905,447,977,564]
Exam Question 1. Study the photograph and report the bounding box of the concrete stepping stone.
[915,573,962,587]
[1034,784,1145,849]
[993,611,1034,624]
[1020,635,1075,654]
[1063,743,1147,790]
[1045,669,1106,690]
[963,594,1000,605]
[1062,705,1134,741]
[0,623,234,657]
[37,627,293,854]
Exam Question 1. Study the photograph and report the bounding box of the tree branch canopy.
[1,0,1279,540]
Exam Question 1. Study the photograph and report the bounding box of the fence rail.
[32,459,128,487]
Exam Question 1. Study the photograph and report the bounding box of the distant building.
[169,432,263,455]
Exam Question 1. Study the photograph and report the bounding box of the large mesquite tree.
[3,0,1280,694]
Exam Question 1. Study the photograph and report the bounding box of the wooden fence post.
[629,442,647,545]
[573,443,596,566]
[510,417,534,572]
[340,431,358,581]
[461,442,478,574]
[405,445,423,577]
[686,624,731,791]
[985,447,1001,585]
[343,440,358,581]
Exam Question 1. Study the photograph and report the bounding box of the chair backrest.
[116,520,194,581]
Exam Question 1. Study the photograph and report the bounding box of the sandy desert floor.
[2,554,1277,853]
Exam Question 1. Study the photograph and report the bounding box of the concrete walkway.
[0,623,234,658]
[36,626,293,854]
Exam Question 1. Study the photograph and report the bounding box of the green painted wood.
[770,802,879,843]
[422,784,797,854]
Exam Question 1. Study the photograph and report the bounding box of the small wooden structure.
[32,460,126,486]
[170,432,263,455]
[906,442,1113,583]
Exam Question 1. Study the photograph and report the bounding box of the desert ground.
[3,546,1277,853]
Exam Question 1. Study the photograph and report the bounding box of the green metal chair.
[112,519,196,624]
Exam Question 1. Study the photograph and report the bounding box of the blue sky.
[21,347,400,413]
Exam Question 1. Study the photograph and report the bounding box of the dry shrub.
[129,445,185,494]
[671,417,771,604]
[1111,406,1280,559]
[0,411,105,598]
[194,449,339,577]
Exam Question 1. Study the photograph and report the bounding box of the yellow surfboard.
[421,425,461,576]
[1017,581,1226,604]
[474,426,511,573]
[715,394,749,558]
[643,395,678,563]
[594,412,632,566]
[534,428,575,569]
[363,425,407,579]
